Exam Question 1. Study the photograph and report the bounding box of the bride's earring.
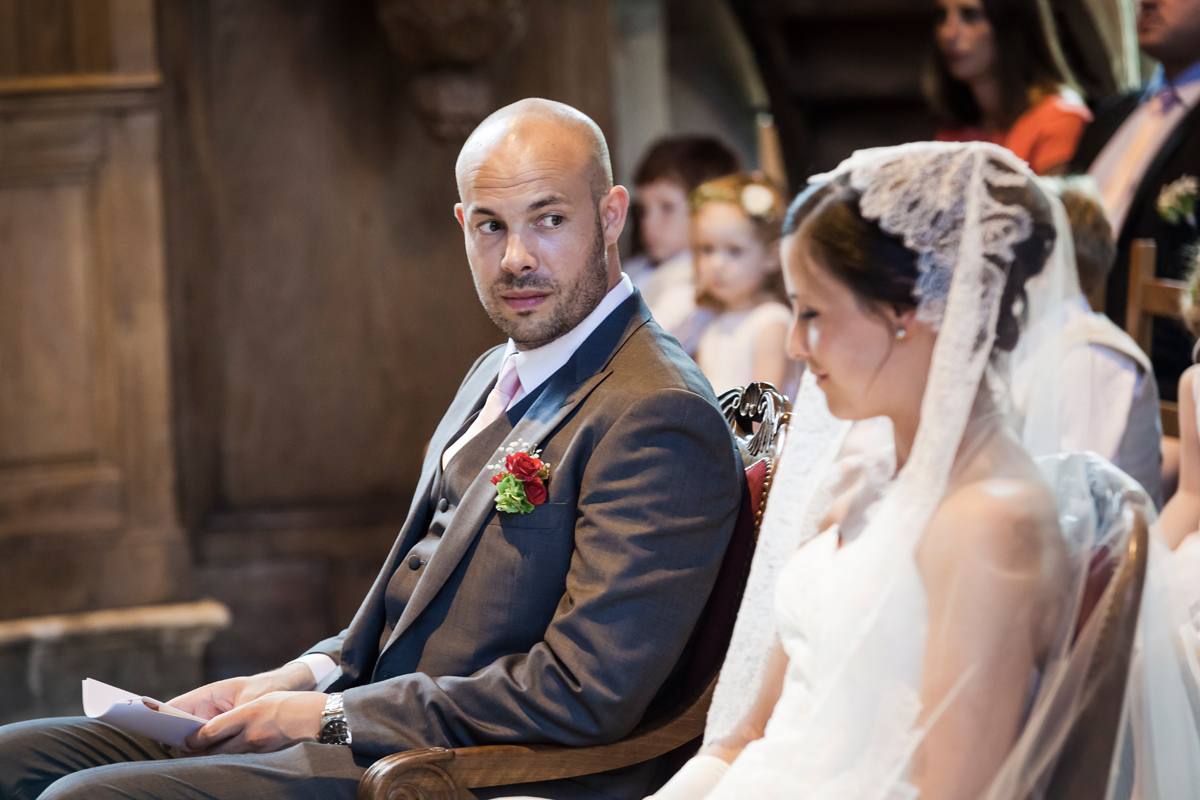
[895,327,907,340]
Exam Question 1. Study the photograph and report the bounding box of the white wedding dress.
[708,521,928,800]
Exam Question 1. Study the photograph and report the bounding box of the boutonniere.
[1157,175,1198,228]
[488,439,550,514]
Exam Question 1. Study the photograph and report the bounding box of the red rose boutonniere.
[488,439,551,514]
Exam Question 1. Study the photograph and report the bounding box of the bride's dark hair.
[783,169,1056,352]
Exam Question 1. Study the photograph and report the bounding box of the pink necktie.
[442,352,522,469]
[1101,93,1169,218]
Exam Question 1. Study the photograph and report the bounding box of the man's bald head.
[455,98,613,204]
[452,98,629,350]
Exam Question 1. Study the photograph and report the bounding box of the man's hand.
[179,691,328,756]
[168,661,316,721]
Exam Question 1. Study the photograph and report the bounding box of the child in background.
[690,173,792,395]
[628,136,741,354]
[1013,175,1163,504]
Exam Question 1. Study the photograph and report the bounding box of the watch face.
[320,720,350,745]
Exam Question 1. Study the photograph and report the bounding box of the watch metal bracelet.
[319,692,352,746]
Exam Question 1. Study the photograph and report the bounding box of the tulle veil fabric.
[701,142,1200,799]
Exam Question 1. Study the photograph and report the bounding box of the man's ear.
[454,203,466,231]
[600,186,630,247]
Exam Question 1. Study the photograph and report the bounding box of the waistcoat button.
[407,555,422,570]
[437,497,449,512]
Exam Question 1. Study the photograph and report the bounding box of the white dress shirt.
[1089,61,1200,234]
[640,251,697,335]
[294,274,635,686]
[1057,296,1143,460]
[501,273,634,406]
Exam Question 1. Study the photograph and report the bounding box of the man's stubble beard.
[477,217,610,350]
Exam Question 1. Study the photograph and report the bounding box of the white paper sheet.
[82,678,206,748]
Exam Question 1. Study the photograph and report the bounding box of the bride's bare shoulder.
[918,474,1062,578]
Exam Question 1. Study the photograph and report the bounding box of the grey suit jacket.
[305,294,741,790]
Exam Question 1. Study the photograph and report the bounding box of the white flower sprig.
[741,184,776,221]
[1157,174,1198,228]
[486,438,547,475]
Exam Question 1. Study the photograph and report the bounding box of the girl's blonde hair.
[689,172,786,245]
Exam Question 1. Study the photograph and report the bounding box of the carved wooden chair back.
[1040,454,1151,800]
[358,383,791,800]
[1124,237,1186,437]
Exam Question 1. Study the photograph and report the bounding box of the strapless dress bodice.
[707,522,930,799]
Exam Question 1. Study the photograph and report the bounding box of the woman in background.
[928,0,1091,175]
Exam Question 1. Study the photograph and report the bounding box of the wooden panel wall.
[0,0,188,618]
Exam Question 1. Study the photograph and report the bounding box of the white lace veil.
[701,141,1200,798]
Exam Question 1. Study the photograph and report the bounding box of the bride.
[663,141,1065,800]
[662,142,1200,800]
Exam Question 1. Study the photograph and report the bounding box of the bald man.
[0,99,742,800]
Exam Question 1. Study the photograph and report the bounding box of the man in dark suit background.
[1071,0,1200,400]
[0,99,742,800]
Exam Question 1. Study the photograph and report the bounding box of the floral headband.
[690,176,782,226]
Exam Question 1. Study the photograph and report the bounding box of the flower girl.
[690,174,793,395]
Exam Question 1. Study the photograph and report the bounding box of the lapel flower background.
[1157,174,1198,228]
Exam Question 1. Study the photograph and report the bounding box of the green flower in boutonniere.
[487,439,550,515]
[1157,175,1198,228]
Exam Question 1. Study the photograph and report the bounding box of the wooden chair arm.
[359,681,715,799]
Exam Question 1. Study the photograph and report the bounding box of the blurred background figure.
[1071,0,1200,404]
[627,135,741,354]
[1014,176,1163,504]
[928,0,1091,174]
[690,174,792,395]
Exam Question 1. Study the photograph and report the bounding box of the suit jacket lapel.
[1121,100,1200,245]
[385,295,654,646]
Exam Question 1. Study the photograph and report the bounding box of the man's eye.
[799,309,818,321]
[961,7,984,23]
[480,220,503,233]
[545,214,565,227]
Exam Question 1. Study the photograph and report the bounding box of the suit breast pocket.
[485,502,576,642]
[490,501,575,531]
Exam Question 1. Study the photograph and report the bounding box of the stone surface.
[0,601,230,725]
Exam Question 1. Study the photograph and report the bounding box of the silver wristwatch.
[318,692,352,746]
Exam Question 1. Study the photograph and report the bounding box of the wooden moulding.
[0,72,160,114]
[0,71,160,96]
[0,599,230,646]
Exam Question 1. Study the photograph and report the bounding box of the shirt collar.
[500,273,635,400]
[1145,60,1200,108]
